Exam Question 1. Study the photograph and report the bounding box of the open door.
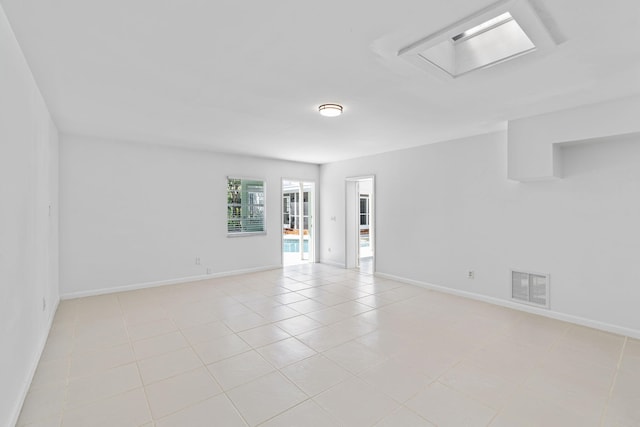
[345,176,374,273]
[282,179,315,266]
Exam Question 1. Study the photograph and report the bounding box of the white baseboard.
[10,297,60,427]
[376,272,640,340]
[319,259,345,268]
[60,265,282,300]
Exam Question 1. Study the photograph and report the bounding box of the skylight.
[418,13,535,78]
[397,1,557,80]
[451,12,513,43]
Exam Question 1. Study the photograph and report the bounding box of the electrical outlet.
[195,257,201,265]
[206,267,212,274]
[468,270,475,279]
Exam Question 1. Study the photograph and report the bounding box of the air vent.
[511,270,549,308]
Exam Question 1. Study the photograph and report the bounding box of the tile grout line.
[289,273,404,426]
[599,335,627,427]
[50,302,144,419]
[229,269,387,426]
[173,305,252,427]
[53,303,78,427]
[214,277,327,423]
[135,279,255,425]
[17,304,75,427]
[395,404,437,427]
[28,265,631,427]
[484,319,572,426]
[418,322,516,420]
[27,273,276,426]
[117,293,155,427]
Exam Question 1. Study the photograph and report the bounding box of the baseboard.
[60,265,282,300]
[319,259,345,268]
[375,272,640,340]
[10,297,60,427]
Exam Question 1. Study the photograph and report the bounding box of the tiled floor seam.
[150,392,228,424]
[485,323,574,426]
[52,321,75,427]
[242,362,320,426]
[599,335,627,427]
[475,321,560,422]
[424,318,533,426]
[119,294,155,427]
[356,369,435,409]
[177,323,253,426]
[22,265,637,427]
[216,387,260,426]
[393,405,436,427]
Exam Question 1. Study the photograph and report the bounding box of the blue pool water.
[283,239,309,253]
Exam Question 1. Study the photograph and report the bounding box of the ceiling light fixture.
[318,104,343,117]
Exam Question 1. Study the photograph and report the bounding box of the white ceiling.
[2,0,640,164]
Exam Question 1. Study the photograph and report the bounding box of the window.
[282,189,311,230]
[360,195,369,226]
[282,195,291,226]
[227,177,266,235]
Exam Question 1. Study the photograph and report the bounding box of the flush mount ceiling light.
[318,104,343,117]
[398,0,559,79]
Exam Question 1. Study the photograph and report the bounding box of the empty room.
[2,0,639,426]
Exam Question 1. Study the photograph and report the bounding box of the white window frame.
[227,176,266,237]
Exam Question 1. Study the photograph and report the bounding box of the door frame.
[281,178,316,266]
[345,175,375,272]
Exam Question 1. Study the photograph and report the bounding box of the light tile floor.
[18,263,639,426]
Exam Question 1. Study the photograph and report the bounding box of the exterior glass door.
[282,180,314,265]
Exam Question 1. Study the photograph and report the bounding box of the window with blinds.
[227,177,266,235]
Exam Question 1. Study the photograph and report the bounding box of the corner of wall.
[0,3,61,424]
[507,95,640,181]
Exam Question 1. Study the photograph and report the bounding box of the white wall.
[358,179,372,196]
[59,135,319,297]
[0,4,59,426]
[508,95,640,181]
[320,131,640,337]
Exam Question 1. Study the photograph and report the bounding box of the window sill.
[227,231,267,238]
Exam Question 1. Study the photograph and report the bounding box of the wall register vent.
[511,270,549,308]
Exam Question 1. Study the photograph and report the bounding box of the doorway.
[345,176,374,273]
[282,179,315,266]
